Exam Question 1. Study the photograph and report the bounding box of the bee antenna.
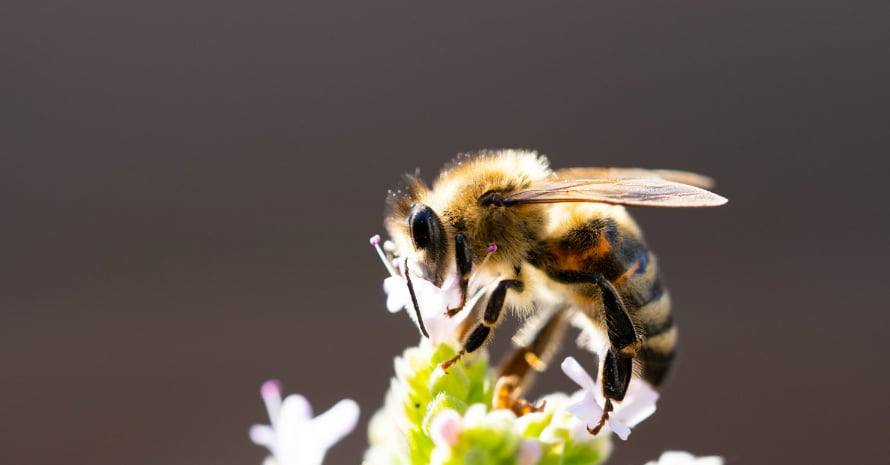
[369,234,398,277]
[403,261,430,339]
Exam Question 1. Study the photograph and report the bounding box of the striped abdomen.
[531,215,677,387]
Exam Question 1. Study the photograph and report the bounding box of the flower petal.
[311,398,361,449]
[608,418,631,440]
[696,457,724,465]
[614,380,659,428]
[566,391,602,424]
[260,380,284,426]
[384,276,408,313]
[383,270,472,344]
[645,451,725,465]
[649,451,695,465]
[463,403,488,424]
[430,409,463,447]
[560,356,597,392]
[249,424,277,452]
[277,420,320,465]
[435,273,462,310]
[279,393,313,423]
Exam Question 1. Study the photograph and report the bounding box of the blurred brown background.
[2,1,888,464]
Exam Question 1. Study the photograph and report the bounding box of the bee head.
[407,203,448,283]
[385,175,453,286]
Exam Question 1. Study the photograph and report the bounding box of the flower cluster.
[363,340,613,465]
[245,235,725,465]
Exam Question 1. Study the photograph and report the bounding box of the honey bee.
[381,150,726,433]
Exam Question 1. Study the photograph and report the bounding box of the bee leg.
[440,279,524,370]
[588,275,639,434]
[588,349,633,434]
[588,397,615,435]
[593,274,642,361]
[446,234,472,317]
[495,306,569,415]
[494,376,545,416]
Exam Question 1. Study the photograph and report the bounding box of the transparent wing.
[554,167,716,189]
[504,177,727,208]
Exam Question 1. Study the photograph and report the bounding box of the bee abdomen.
[632,290,677,387]
[610,244,676,387]
[536,213,679,387]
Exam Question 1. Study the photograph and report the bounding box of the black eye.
[409,204,444,256]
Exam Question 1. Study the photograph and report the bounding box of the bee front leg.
[446,234,472,317]
[440,279,524,370]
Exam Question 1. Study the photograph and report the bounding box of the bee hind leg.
[558,272,639,434]
[590,274,637,434]
[589,349,633,434]
[440,279,524,370]
[587,398,614,435]
[495,306,570,415]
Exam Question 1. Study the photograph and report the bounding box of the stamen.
[403,260,430,339]
[369,234,398,277]
[480,243,498,269]
[469,242,498,283]
[464,277,497,314]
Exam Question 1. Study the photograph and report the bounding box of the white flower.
[560,356,659,440]
[383,270,465,345]
[644,451,724,465]
[372,234,498,346]
[249,380,359,465]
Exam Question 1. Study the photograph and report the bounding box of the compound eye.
[409,204,444,256]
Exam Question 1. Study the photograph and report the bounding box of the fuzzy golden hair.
[386,150,554,267]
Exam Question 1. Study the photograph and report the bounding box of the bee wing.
[504,177,728,207]
[554,167,716,189]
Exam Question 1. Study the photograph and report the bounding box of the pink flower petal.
[430,409,463,447]
[261,379,282,399]
[260,380,284,427]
